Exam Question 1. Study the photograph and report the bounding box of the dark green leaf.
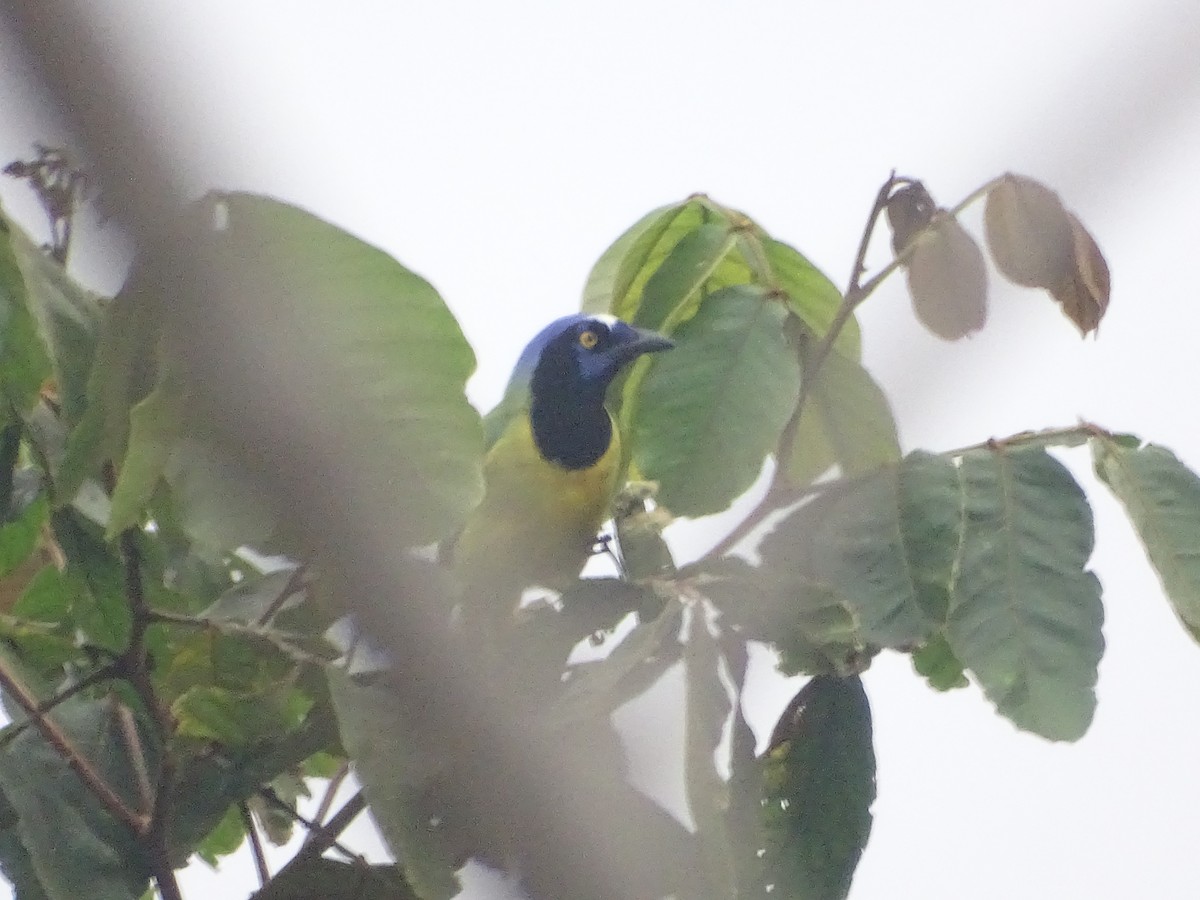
[251,857,416,900]
[1091,437,1200,642]
[50,511,131,652]
[754,675,875,900]
[787,347,900,488]
[630,285,800,517]
[761,452,959,648]
[946,447,1103,741]
[0,788,52,900]
[0,698,152,900]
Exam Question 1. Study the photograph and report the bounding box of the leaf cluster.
[0,159,1192,900]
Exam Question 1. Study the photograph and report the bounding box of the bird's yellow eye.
[578,330,599,349]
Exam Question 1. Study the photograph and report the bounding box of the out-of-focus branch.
[0,4,689,898]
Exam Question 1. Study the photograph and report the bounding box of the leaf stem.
[241,801,271,887]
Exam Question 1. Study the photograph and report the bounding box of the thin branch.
[255,564,309,627]
[258,788,365,864]
[101,463,182,900]
[306,762,351,844]
[0,654,147,833]
[702,173,1005,562]
[241,802,271,888]
[291,791,368,864]
[0,663,119,749]
[113,699,154,816]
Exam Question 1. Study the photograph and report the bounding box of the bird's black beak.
[615,327,674,364]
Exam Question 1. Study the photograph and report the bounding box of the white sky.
[2,1,1200,898]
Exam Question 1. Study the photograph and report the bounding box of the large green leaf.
[0,208,53,419]
[630,285,800,517]
[582,197,735,321]
[787,347,900,488]
[750,674,875,900]
[0,698,152,900]
[760,452,959,648]
[946,447,1103,740]
[1091,437,1200,642]
[179,193,483,545]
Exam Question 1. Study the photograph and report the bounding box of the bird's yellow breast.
[454,412,621,605]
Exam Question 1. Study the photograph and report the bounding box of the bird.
[452,313,673,621]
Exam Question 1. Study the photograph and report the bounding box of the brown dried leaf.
[905,215,988,341]
[984,173,1075,289]
[1050,212,1111,336]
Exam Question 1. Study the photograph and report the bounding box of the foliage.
[0,155,1193,900]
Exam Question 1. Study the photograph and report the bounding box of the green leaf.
[760,452,959,648]
[0,698,153,900]
[0,789,52,900]
[787,347,900,488]
[633,223,739,331]
[327,670,461,899]
[9,226,103,423]
[0,486,46,577]
[179,193,483,545]
[194,802,245,865]
[0,209,53,419]
[946,447,1103,740]
[911,632,969,691]
[50,511,131,652]
[1091,438,1200,641]
[56,266,163,506]
[757,236,859,359]
[172,684,310,747]
[630,285,800,517]
[582,198,730,321]
[753,675,875,900]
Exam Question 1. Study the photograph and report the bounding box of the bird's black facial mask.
[527,316,672,469]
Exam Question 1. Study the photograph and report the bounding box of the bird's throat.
[529,393,612,470]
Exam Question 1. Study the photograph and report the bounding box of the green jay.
[453,314,673,616]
